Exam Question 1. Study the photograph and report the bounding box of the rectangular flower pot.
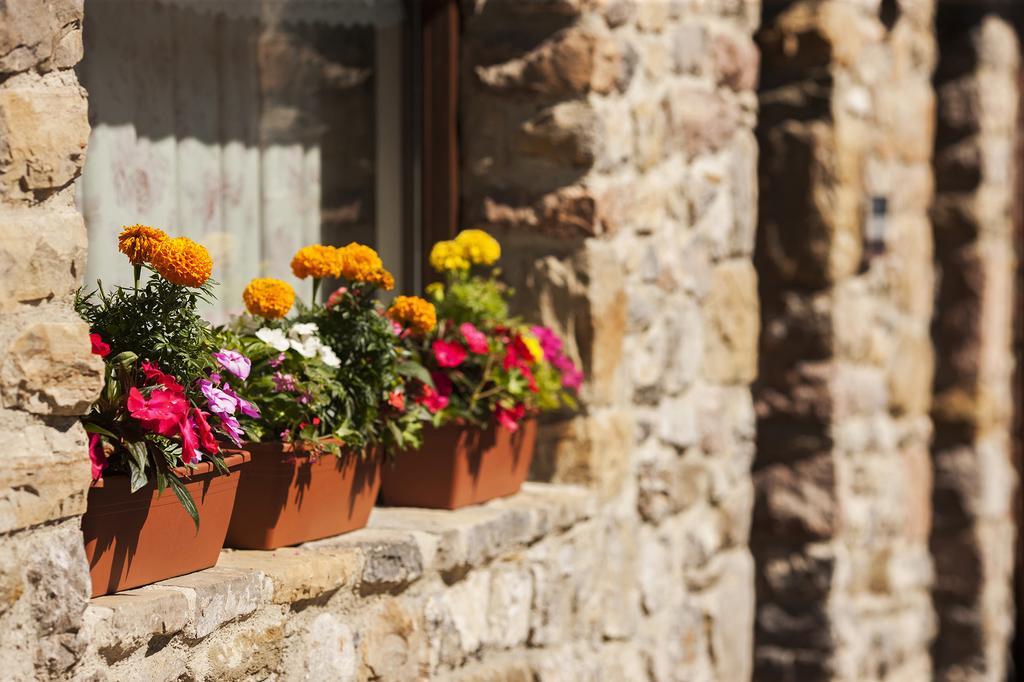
[224,442,381,550]
[379,420,537,510]
[81,451,250,598]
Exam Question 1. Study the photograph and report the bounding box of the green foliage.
[431,270,509,327]
[76,271,217,386]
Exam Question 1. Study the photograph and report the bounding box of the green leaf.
[109,350,138,368]
[128,457,148,493]
[166,474,200,531]
[82,422,118,439]
[397,360,433,387]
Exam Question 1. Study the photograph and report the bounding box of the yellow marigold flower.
[150,237,213,288]
[118,224,168,265]
[387,295,437,336]
[337,242,394,289]
[429,240,469,273]
[291,244,342,280]
[522,335,544,364]
[455,229,501,266]
[243,278,295,319]
[425,282,444,300]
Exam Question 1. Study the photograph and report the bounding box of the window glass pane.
[76,0,408,319]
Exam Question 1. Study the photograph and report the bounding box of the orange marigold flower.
[291,244,342,280]
[243,278,295,319]
[150,237,213,288]
[387,296,437,336]
[118,224,168,265]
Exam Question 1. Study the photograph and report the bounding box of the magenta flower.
[433,339,467,368]
[269,353,286,369]
[416,385,449,413]
[460,322,489,354]
[88,433,107,480]
[495,403,526,432]
[219,413,244,446]
[554,356,583,390]
[222,384,261,419]
[126,387,189,437]
[530,325,563,361]
[212,349,251,381]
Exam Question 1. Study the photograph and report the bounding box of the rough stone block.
[0,207,88,310]
[85,587,191,663]
[160,567,264,640]
[216,546,362,605]
[0,82,89,197]
[702,259,759,384]
[0,0,83,74]
[1,318,104,416]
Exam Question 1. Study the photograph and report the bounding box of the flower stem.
[133,263,142,292]
[312,278,321,303]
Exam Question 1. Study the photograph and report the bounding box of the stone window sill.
[83,483,596,663]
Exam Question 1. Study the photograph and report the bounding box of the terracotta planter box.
[224,442,381,550]
[82,451,250,598]
[380,420,537,510]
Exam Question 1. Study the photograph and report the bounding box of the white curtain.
[77,0,400,320]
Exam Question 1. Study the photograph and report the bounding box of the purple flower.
[199,379,238,415]
[209,372,222,384]
[296,393,311,405]
[269,353,286,368]
[554,356,583,390]
[212,349,251,381]
[272,372,296,393]
[219,413,244,446]
[222,384,261,419]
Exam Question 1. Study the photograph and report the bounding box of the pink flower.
[140,361,185,394]
[503,337,539,393]
[555,356,583,390]
[190,409,219,456]
[272,372,296,393]
[180,415,201,464]
[126,387,189,437]
[326,286,348,309]
[530,325,563,361]
[416,385,449,413]
[269,353,286,369]
[433,339,467,368]
[212,349,251,381]
[88,433,107,480]
[90,333,111,358]
[495,404,526,432]
[199,379,238,415]
[460,322,489,354]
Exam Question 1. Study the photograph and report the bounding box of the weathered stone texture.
[928,12,1020,682]
[460,0,761,678]
[754,0,940,679]
[0,0,100,679]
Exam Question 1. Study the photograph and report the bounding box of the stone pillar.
[0,1,104,678]
[460,0,762,677]
[754,1,937,679]
[930,10,1020,681]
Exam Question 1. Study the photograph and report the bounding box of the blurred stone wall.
[754,0,939,679]
[462,0,762,677]
[930,10,1020,681]
[0,0,104,679]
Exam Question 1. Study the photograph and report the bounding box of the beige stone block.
[886,329,934,417]
[705,549,754,682]
[216,546,362,604]
[1,318,103,415]
[85,587,191,663]
[0,207,87,310]
[0,0,83,74]
[282,611,357,680]
[532,409,633,498]
[199,611,287,680]
[0,83,89,196]
[359,597,427,680]
[702,260,759,384]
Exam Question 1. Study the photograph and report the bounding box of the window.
[76,0,459,318]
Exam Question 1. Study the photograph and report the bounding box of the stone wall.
[0,1,104,679]
[753,1,938,679]
[930,9,1020,681]
[460,0,762,678]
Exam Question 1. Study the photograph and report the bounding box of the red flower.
[90,333,111,358]
[430,371,453,397]
[180,414,201,464]
[495,404,526,432]
[432,339,467,368]
[190,408,219,456]
[387,390,406,411]
[88,433,107,480]
[459,322,489,354]
[503,336,539,393]
[312,417,321,426]
[416,385,449,413]
[140,361,185,394]
[126,387,189,437]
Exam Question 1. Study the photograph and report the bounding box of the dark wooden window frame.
[405,0,460,289]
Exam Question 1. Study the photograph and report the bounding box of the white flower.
[289,322,319,340]
[319,344,341,368]
[290,335,322,358]
[255,327,290,352]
